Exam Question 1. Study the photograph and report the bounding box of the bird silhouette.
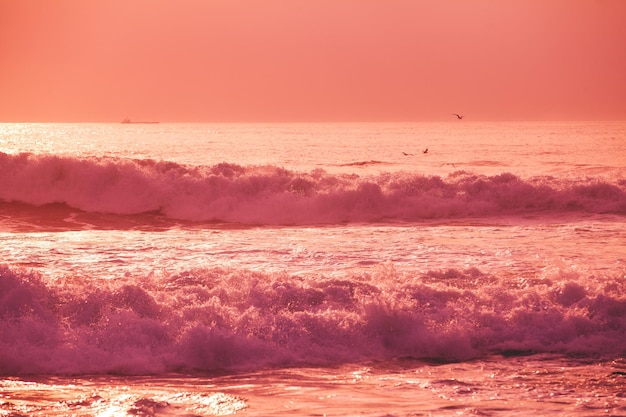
[423,148,428,154]
[452,113,464,120]
[402,152,413,156]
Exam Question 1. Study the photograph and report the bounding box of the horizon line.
[1,117,625,124]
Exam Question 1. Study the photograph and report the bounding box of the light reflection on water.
[1,121,625,416]
[1,216,624,280]
[1,121,624,179]
[2,355,625,416]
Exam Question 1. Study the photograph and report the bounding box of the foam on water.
[1,263,625,376]
[1,153,625,228]
[1,122,625,415]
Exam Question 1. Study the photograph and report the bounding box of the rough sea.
[1,121,625,416]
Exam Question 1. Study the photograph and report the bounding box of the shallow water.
[3,356,626,416]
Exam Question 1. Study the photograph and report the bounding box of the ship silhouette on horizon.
[121,117,159,124]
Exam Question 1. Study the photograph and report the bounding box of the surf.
[1,264,625,376]
[1,152,625,230]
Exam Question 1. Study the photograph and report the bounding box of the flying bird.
[452,113,464,119]
[402,151,413,156]
[423,148,428,154]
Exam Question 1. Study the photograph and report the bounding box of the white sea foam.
[1,264,625,375]
[1,153,624,227]
[1,122,625,416]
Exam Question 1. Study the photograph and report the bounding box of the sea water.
[0,122,625,416]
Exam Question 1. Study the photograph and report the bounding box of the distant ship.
[121,118,159,124]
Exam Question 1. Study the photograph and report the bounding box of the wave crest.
[1,152,625,226]
[1,264,625,375]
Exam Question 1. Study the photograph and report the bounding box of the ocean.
[1,121,625,416]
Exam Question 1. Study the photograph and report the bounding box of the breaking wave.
[1,152,625,228]
[1,264,625,375]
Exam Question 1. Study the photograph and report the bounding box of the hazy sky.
[1,0,625,122]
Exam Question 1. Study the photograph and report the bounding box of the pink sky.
[1,0,625,122]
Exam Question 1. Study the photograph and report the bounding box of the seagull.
[452,113,464,119]
[402,152,413,156]
[423,148,428,154]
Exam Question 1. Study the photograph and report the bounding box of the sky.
[1,0,625,122]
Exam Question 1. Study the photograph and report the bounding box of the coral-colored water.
[1,122,625,415]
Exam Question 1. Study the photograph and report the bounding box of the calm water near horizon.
[1,121,625,416]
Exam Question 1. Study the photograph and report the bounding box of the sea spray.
[2,122,626,416]
[2,264,625,375]
[1,153,625,227]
